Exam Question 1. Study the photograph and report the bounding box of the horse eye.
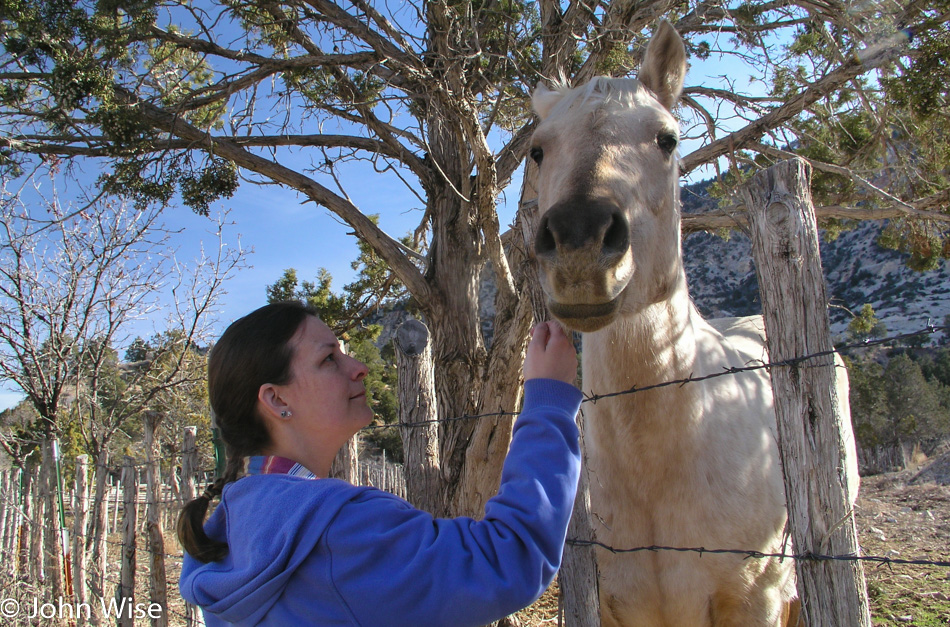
[529,146,544,165]
[656,132,678,155]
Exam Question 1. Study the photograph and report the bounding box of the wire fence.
[362,321,948,431]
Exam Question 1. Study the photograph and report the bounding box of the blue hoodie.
[180,378,583,626]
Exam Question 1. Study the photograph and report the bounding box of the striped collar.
[246,455,317,479]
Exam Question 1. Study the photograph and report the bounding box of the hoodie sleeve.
[321,378,583,627]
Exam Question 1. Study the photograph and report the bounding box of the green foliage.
[98,152,239,213]
[847,348,950,453]
[266,215,414,342]
[878,219,947,272]
[847,304,888,342]
[179,157,239,216]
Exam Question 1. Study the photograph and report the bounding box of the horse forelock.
[550,76,650,118]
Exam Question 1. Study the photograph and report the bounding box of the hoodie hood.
[180,475,366,624]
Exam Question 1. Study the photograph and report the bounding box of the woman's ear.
[258,383,292,423]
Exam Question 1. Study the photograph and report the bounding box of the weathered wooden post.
[181,426,202,626]
[20,463,35,580]
[394,318,443,514]
[73,455,90,611]
[0,471,8,557]
[88,450,110,608]
[0,471,10,569]
[41,439,65,607]
[144,412,168,627]
[118,456,137,627]
[744,158,871,627]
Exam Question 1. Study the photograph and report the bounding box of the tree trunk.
[395,318,442,513]
[330,437,359,482]
[421,108,491,519]
[744,158,870,627]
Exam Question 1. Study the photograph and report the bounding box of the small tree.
[0,178,246,593]
[847,304,888,343]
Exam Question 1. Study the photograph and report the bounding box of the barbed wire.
[565,540,950,569]
[362,321,948,431]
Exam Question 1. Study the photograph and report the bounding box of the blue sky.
[0,41,762,411]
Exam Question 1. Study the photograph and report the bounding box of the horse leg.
[781,598,803,627]
[709,588,789,627]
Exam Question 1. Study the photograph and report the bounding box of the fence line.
[565,540,950,569]
[361,322,947,432]
[3,470,949,580]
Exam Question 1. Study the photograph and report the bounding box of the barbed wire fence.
[0,321,946,625]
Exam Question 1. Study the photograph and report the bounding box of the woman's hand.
[523,321,577,385]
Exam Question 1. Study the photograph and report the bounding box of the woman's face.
[277,316,373,446]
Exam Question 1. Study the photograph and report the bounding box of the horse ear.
[638,20,687,111]
[532,83,564,120]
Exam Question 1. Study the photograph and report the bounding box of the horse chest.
[583,368,784,545]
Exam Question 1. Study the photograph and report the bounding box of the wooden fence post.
[0,471,9,567]
[119,456,137,627]
[181,426,203,626]
[558,407,600,627]
[73,455,89,611]
[7,469,21,574]
[394,319,443,514]
[20,463,34,580]
[145,412,168,627]
[41,439,64,606]
[744,158,871,626]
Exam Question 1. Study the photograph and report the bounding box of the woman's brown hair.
[177,302,314,562]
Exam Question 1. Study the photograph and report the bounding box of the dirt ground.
[856,458,950,626]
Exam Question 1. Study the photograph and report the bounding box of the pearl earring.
[280,410,292,418]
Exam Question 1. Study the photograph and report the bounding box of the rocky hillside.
[680,180,950,341]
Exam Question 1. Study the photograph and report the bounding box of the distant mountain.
[680,179,950,341]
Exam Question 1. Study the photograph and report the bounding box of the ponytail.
[177,302,314,563]
[177,452,245,563]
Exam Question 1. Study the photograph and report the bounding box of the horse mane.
[548,75,648,113]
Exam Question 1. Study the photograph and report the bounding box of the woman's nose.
[349,355,369,380]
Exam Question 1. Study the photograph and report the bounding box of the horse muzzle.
[534,195,633,332]
[546,295,623,332]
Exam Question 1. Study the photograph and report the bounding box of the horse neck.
[583,276,703,393]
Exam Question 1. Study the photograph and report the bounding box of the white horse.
[530,22,858,626]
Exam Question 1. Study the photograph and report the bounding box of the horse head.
[530,21,688,332]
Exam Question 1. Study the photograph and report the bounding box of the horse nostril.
[603,212,629,255]
[535,215,557,256]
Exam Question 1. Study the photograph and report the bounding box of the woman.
[178,302,582,626]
